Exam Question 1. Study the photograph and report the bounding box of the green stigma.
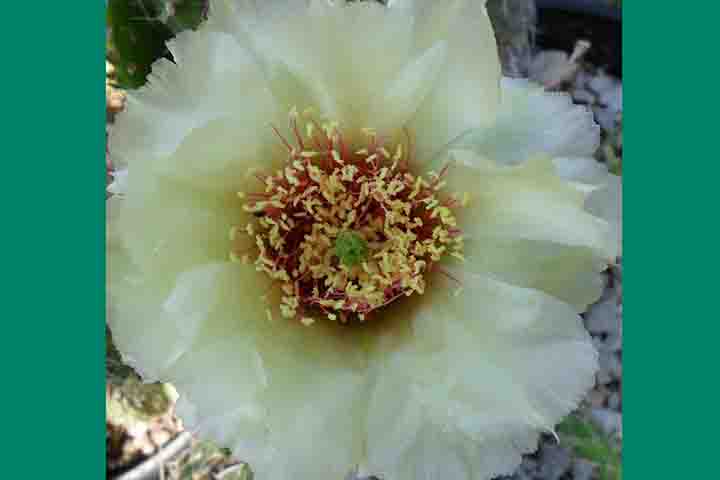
[334,231,369,267]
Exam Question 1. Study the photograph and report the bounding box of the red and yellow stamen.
[231,110,467,325]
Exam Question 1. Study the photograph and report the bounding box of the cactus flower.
[107,1,620,479]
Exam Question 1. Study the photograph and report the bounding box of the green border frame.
[3,1,718,478]
[623,2,719,479]
[1,1,105,476]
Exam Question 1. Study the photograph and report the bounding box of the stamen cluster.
[231,110,466,325]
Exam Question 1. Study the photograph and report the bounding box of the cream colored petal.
[167,337,270,453]
[107,244,196,381]
[586,173,622,255]
[145,261,371,479]
[107,168,128,196]
[248,0,414,129]
[440,153,614,309]
[406,0,501,164]
[108,193,198,380]
[114,161,243,282]
[265,60,338,118]
[461,238,606,311]
[109,24,271,169]
[152,111,283,193]
[553,157,622,256]
[143,262,275,462]
[111,261,274,460]
[259,373,368,480]
[450,78,599,166]
[447,153,615,259]
[553,156,610,185]
[365,272,597,480]
[113,23,288,193]
[432,76,620,259]
[368,42,448,136]
[207,0,311,33]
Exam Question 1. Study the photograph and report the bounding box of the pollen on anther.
[232,114,466,325]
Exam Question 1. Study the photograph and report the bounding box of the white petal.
[248,0,414,129]
[265,60,337,118]
[152,111,282,193]
[107,246,195,381]
[407,0,501,164]
[366,272,598,480]
[147,261,371,479]
[260,373,368,480]
[109,24,271,169]
[166,335,270,451]
[447,154,615,259]
[553,157,622,257]
[553,156,610,185]
[450,78,599,165]
[588,173,622,256]
[115,160,242,281]
[208,0,310,32]
[111,260,274,459]
[107,168,128,196]
[368,42,448,136]
[461,238,607,311]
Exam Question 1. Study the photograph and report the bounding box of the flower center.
[230,110,467,325]
[334,231,369,268]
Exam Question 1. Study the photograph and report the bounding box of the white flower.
[107,1,620,479]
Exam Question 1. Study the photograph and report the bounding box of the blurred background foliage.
[107,0,208,88]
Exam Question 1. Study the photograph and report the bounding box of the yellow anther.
[451,252,466,263]
[331,150,342,164]
[394,143,403,161]
[239,119,464,324]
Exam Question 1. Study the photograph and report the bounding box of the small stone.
[585,297,619,335]
[538,444,572,480]
[521,458,537,472]
[573,459,596,480]
[572,88,596,105]
[602,84,623,113]
[588,70,618,95]
[588,388,608,408]
[590,408,622,437]
[608,391,622,410]
[596,349,622,384]
[574,70,594,89]
[593,105,619,132]
[596,363,612,385]
[603,332,623,353]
